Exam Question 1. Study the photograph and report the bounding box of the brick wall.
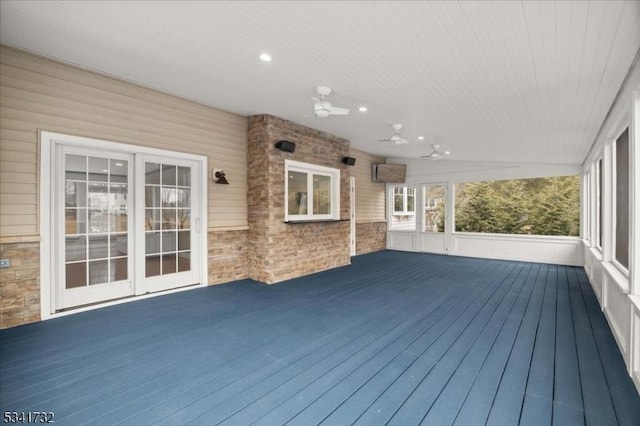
[0,240,40,328]
[356,222,387,254]
[247,115,351,283]
[208,230,249,284]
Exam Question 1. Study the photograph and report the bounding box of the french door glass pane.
[89,235,109,259]
[146,255,161,277]
[65,209,86,234]
[65,262,86,288]
[65,155,86,180]
[145,161,191,277]
[145,209,161,230]
[65,236,86,262]
[88,157,108,182]
[178,166,191,186]
[145,162,161,185]
[178,209,190,229]
[423,185,445,232]
[64,154,129,289]
[178,252,191,272]
[65,182,86,207]
[110,160,128,183]
[89,260,109,285]
[110,234,127,256]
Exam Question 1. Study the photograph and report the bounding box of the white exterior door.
[136,156,201,294]
[387,182,451,254]
[57,147,134,309]
[419,183,448,254]
[50,134,206,311]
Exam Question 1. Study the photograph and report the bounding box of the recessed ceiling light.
[418,136,424,140]
[259,53,272,62]
[358,106,367,112]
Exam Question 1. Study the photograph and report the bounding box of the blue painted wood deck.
[1,251,639,425]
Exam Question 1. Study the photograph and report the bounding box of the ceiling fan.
[312,86,350,117]
[379,123,409,146]
[421,144,451,160]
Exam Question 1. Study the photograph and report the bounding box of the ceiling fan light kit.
[309,88,449,158]
[311,86,350,118]
[379,123,409,146]
[421,143,451,160]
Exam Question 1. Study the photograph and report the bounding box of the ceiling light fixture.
[358,106,367,112]
[259,53,272,62]
[418,136,424,140]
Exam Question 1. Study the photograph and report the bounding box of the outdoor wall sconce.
[214,170,229,184]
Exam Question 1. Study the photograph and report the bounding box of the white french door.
[52,137,204,310]
[135,155,201,294]
[57,146,134,309]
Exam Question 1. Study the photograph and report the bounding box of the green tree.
[455,182,500,233]
[454,176,580,236]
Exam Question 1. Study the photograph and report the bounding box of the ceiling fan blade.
[328,105,349,115]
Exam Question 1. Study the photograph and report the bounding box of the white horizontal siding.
[0,45,248,236]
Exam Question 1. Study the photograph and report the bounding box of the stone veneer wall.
[0,232,248,329]
[0,240,40,328]
[356,222,387,255]
[247,115,351,283]
[208,230,249,284]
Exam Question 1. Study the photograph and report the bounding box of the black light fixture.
[275,140,295,153]
[342,156,356,166]
[214,170,229,184]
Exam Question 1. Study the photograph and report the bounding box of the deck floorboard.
[1,251,638,426]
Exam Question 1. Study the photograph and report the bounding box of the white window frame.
[612,127,630,275]
[595,157,604,251]
[582,170,591,244]
[392,186,416,216]
[284,160,340,222]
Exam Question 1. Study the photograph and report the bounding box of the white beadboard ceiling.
[1,1,639,165]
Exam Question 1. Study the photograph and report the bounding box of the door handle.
[195,218,200,233]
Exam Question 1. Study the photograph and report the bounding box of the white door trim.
[418,182,449,254]
[40,131,208,319]
[350,176,356,256]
